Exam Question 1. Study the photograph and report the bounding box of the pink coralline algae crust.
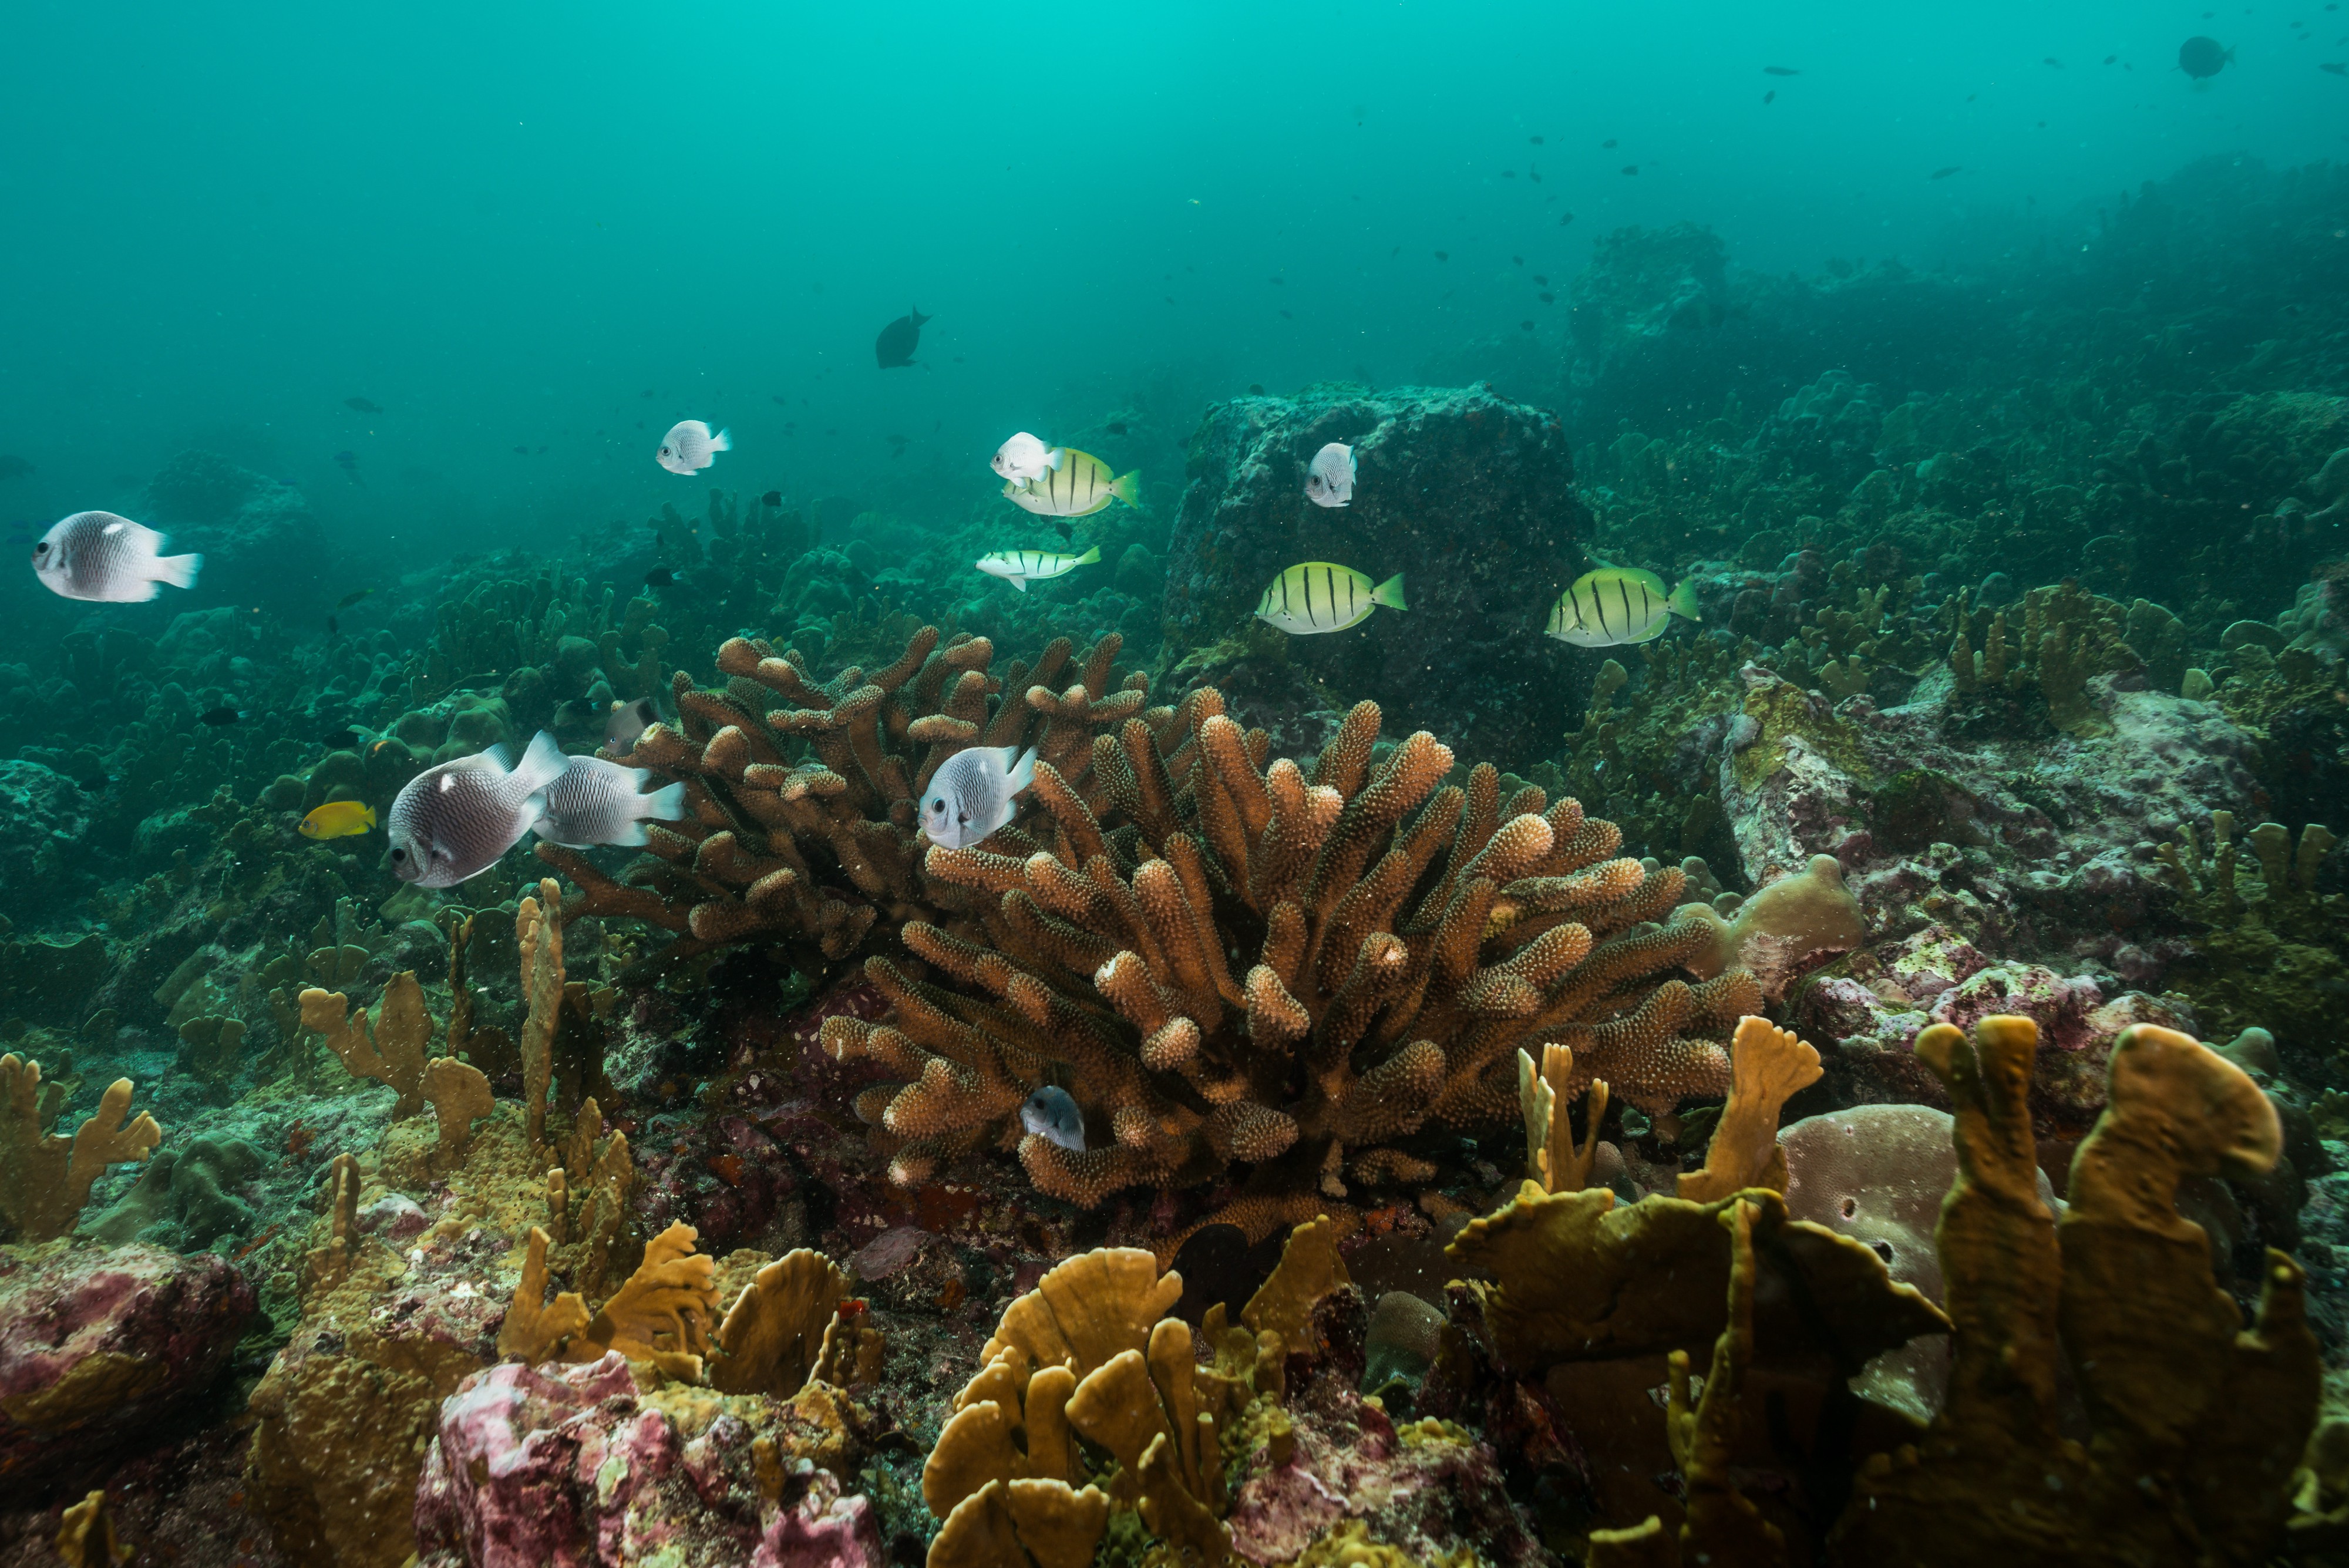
[1226,1371,1547,1568]
[0,1240,254,1481]
[413,1352,884,1568]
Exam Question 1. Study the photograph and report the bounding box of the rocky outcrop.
[0,1240,254,1484]
[1159,383,1589,770]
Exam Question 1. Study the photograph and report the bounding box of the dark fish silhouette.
[512,446,530,456]
[1434,250,1449,261]
[1602,138,1618,148]
[1560,211,1576,224]
[344,397,383,413]
[1621,164,1640,175]
[874,308,930,369]
[333,450,363,486]
[0,456,31,482]
[2179,35,2232,76]
[327,615,338,636]
[761,490,782,506]
[1529,134,1544,144]
[1106,422,1128,435]
[199,706,244,726]
[2044,56,2064,67]
[645,567,674,587]
[1519,320,1534,332]
[336,588,373,609]
[1763,65,1801,75]
[2324,60,2348,73]
[1765,89,1776,103]
[1930,166,1963,179]
[324,727,359,748]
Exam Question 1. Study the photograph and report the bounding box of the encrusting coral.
[827,688,1759,1237]
[0,1054,161,1242]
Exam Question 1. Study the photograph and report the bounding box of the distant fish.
[1105,420,1128,435]
[2325,60,2348,73]
[1279,309,1293,319]
[2044,56,2064,67]
[1003,449,1138,518]
[300,801,376,840]
[1560,211,1576,225]
[1305,443,1356,509]
[1544,567,1699,648]
[326,615,338,636]
[1528,169,1542,181]
[336,588,374,610]
[1621,164,1640,175]
[772,394,789,405]
[1602,138,1618,148]
[1529,134,1544,144]
[1539,291,1555,302]
[645,567,674,587]
[32,512,203,603]
[344,397,383,414]
[875,307,931,369]
[1762,65,1801,75]
[1434,250,1449,261]
[607,696,659,752]
[533,755,688,849]
[992,432,1064,484]
[920,743,1037,849]
[322,727,361,748]
[386,731,568,887]
[1019,1086,1086,1153]
[2179,35,2232,77]
[334,450,363,485]
[512,446,530,456]
[761,490,782,506]
[975,546,1100,593]
[1764,90,1776,103]
[656,420,729,475]
[2104,53,2118,64]
[0,456,32,482]
[1512,254,1524,265]
[1930,165,1963,179]
[1520,319,1535,331]
[1255,564,1405,635]
[199,706,244,726]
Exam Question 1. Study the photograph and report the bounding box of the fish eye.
[389,846,406,860]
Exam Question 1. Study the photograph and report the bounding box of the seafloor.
[3,157,2348,1568]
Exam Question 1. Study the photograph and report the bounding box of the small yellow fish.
[299,800,376,839]
[1544,567,1699,647]
[1254,563,1406,635]
[1003,448,1139,517]
[976,546,1101,593]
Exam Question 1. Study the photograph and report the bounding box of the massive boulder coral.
[827,691,1759,1234]
[1157,383,1590,770]
[542,625,1147,970]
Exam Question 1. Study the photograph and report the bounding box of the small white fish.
[1019,1085,1086,1152]
[656,420,731,476]
[606,697,658,753]
[975,546,1100,593]
[32,512,203,603]
[991,432,1065,484]
[1304,442,1357,508]
[920,744,1038,849]
[533,755,688,848]
[386,731,569,888]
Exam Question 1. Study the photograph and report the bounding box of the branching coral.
[0,1055,161,1241]
[825,691,1758,1236]
[540,625,1147,970]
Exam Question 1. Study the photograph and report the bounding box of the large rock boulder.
[142,449,329,615]
[0,1240,254,1484]
[1159,384,1589,770]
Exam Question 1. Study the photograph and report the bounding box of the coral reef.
[829,691,1758,1234]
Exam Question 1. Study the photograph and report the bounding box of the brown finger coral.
[827,692,1758,1233]
[539,624,1147,970]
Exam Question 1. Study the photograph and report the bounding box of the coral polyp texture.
[826,690,1759,1233]
[541,624,1147,968]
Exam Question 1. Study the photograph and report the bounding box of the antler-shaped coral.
[830,693,1759,1235]
[0,1055,162,1242]
[540,626,1146,968]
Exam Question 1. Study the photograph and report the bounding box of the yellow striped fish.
[1544,567,1700,647]
[1254,563,1406,635]
[1002,447,1140,517]
[975,546,1101,593]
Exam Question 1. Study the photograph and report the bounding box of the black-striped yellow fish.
[1002,447,1139,517]
[1254,563,1406,635]
[975,546,1101,593]
[1544,567,1700,647]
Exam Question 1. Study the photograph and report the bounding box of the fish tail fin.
[642,782,688,821]
[1074,546,1101,566]
[362,805,377,829]
[1667,579,1701,621]
[1005,746,1039,797]
[152,552,203,590]
[709,428,732,452]
[1374,573,1408,611]
[1110,470,1142,507]
[510,730,570,795]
